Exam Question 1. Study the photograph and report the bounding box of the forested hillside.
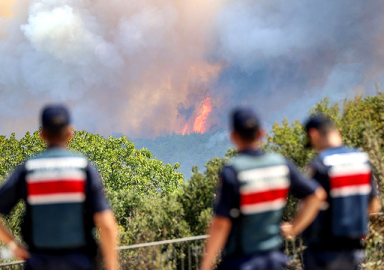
[131,129,231,179]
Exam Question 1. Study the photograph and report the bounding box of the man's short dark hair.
[231,107,261,143]
[41,104,71,142]
[304,114,336,135]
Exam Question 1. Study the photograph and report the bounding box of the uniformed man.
[200,107,326,270]
[302,114,381,270]
[0,104,118,270]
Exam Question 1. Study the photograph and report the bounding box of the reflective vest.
[319,147,371,238]
[304,147,372,247]
[224,153,290,256]
[25,149,88,250]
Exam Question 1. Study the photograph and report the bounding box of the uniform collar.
[239,148,264,156]
[47,145,67,150]
[318,145,345,154]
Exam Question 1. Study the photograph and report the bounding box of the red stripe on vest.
[240,188,289,206]
[330,173,371,189]
[28,180,85,196]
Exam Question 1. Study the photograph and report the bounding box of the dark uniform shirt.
[0,147,110,255]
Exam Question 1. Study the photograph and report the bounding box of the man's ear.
[231,130,244,147]
[308,128,320,142]
[65,125,74,142]
[257,128,265,141]
[40,129,47,141]
[230,131,237,144]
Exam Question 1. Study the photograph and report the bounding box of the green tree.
[70,131,183,195]
[264,119,313,169]
[0,131,45,182]
[108,189,190,245]
[178,149,236,235]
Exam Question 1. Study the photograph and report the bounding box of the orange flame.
[182,123,188,135]
[193,94,212,134]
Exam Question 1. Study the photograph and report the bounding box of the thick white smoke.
[0,0,221,136]
[1,0,384,136]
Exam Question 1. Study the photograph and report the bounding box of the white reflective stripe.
[330,185,371,198]
[323,152,368,166]
[238,165,289,181]
[240,199,286,215]
[329,163,371,177]
[27,193,86,205]
[240,176,290,194]
[26,169,86,183]
[26,157,88,170]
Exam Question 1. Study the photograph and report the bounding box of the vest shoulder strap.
[228,152,286,172]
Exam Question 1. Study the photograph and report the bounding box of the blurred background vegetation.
[1,92,384,268]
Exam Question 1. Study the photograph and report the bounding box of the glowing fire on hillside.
[181,94,212,135]
[193,94,212,133]
[182,123,188,135]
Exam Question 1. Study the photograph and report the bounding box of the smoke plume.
[1,0,384,137]
[210,0,384,125]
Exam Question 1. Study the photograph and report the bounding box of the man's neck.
[319,134,343,151]
[237,143,260,152]
[47,142,67,148]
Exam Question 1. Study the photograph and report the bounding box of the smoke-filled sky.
[1,0,384,137]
